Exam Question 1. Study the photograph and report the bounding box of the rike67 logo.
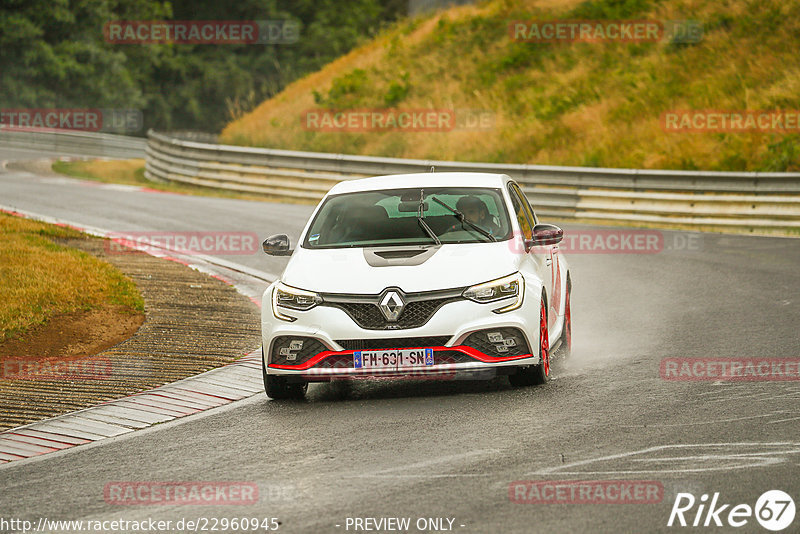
[668,490,795,531]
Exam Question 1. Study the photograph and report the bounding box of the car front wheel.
[509,296,550,387]
[262,347,308,400]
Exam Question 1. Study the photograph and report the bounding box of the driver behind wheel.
[451,195,501,236]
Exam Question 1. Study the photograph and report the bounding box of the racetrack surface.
[1,153,799,533]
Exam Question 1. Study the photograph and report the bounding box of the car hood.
[281,242,523,294]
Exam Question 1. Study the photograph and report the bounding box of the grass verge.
[0,212,144,343]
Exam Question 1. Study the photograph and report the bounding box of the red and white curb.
[0,350,264,463]
[0,205,277,465]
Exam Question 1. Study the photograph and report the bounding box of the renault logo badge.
[379,291,405,322]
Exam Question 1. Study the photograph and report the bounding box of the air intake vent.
[363,246,439,266]
[336,336,451,351]
[374,249,426,259]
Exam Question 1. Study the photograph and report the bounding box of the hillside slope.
[221,0,800,171]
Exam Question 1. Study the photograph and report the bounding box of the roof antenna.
[429,165,435,173]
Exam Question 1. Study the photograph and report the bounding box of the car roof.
[327,172,512,195]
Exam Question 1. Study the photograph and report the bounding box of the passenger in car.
[340,205,391,242]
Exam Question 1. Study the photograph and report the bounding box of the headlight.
[463,272,524,313]
[272,282,322,322]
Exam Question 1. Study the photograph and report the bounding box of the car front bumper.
[261,282,543,381]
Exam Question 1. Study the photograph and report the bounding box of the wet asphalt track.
[0,148,799,533]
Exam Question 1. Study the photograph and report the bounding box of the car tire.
[509,295,550,387]
[558,276,572,359]
[262,346,308,400]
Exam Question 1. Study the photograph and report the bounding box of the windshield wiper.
[416,189,441,245]
[416,218,440,245]
[431,197,496,242]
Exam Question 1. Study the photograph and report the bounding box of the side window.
[511,183,538,225]
[508,185,534,240]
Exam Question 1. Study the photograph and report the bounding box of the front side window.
[508,185,534,241]
[511,183,539,225]
[302,187,512,249]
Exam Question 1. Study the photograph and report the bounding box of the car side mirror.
[262,234,293,256]
[531,224,563,246]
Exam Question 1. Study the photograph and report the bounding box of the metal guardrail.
[0,129,146,159]
[145,129,800,233]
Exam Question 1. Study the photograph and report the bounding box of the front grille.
[463,328,531,358]
[433,351,476,364]
[327,297,461,330]
[320,287,466,331]
[336,336,451,351]
[270,336,328,365]
[313,355,354,369]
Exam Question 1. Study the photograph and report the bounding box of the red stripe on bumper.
[268,345,533,371]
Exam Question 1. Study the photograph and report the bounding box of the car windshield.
[302,187,512,249]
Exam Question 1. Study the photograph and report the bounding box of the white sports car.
[260,172,571,399]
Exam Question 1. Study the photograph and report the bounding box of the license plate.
[353,348,434,369]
